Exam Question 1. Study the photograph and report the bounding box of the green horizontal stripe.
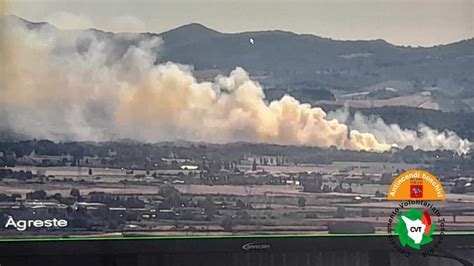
[0,231,472,242]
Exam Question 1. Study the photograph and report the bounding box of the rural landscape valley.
[0,14,473,237]
[1,140,474,237]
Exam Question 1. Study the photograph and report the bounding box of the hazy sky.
[5,0,474,47]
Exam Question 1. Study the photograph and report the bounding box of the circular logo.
[395,208,434,250]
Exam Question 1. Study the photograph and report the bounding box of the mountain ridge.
[4,15,474,106]
[4,15,473,48]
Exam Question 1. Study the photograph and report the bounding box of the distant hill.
[4,16,474,103]
[157,23,473,93]
[2,16,474,142]
[159,23,221,48]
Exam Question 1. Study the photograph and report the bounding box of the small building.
[242,154,287,166]
[19,150,73,166]
[180,165,199,170]
[80,155,102,167]
[161,152,192,165]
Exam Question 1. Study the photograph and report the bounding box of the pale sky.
[5,0,474,47]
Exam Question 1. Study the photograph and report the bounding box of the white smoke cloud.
[0,16,471,154]
[328,107,472,154]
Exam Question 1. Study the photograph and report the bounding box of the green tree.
[70,188,81,198]
[221,215,235,231]
[361,207,370,217]
[335,206,346,218]
[200,196,216,217]
[297,197,306,207]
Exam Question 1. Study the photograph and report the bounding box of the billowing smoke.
[328,107,472,154]
[0,16,471,154]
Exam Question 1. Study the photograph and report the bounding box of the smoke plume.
[0,16,471,154]
[328,108,472,154]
